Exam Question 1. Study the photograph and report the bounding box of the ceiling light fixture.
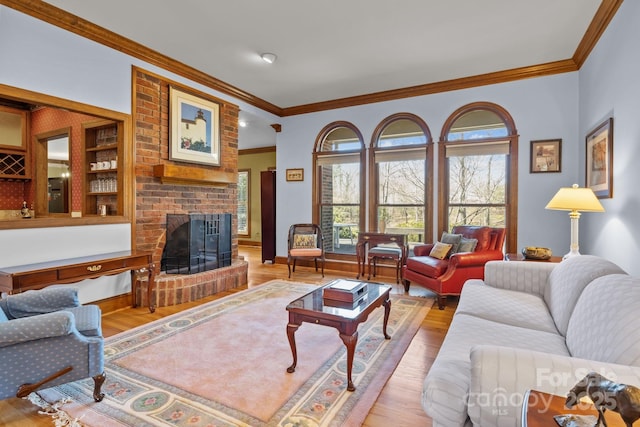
[239,120,247,128]
[260,53,277,64]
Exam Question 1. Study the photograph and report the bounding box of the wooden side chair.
[287,224,325,278]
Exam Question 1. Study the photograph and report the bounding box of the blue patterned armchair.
[0,287,105,402]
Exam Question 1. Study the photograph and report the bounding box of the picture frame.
[585,118,613,199]
[169,85,220,166]
[530,139,561,173]
[286,168,304,182]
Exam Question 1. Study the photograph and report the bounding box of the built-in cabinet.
[83,120,123,216]
[0,105,30,180]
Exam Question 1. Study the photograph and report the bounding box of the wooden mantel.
[153,164,236,186]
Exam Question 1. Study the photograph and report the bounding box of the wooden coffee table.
[285,280,392,391]
[522,389,625,426]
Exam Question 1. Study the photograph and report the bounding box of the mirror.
[47,134,70,213]
[35,127,71,216]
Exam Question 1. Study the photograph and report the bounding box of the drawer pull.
[315,319,319,324]
[87,265,102,272]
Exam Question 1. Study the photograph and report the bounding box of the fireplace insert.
[161,213,232,274]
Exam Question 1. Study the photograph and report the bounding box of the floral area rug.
[37,280,433,427]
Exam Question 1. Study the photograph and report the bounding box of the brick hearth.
[135,259,248,308]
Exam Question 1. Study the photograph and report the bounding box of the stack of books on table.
[323,279,368,309]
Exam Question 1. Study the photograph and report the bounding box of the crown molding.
[573,0,624,68]
[1,0,622,117]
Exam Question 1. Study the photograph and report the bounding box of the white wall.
[577,0,640,276]
[277,74,580,259]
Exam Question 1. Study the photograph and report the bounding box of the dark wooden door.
[260,170,276,262]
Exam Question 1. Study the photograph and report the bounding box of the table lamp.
[545,184,604,260]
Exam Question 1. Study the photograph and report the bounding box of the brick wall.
[133,69,247,307]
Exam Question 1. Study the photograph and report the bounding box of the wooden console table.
[355,232,407,281]
[0,250,156,312]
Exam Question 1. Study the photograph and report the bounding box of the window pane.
[378,119,426,147]
[319,162,360,204]
[448,155,505,204]
[237,170,249,235]
[448,110,508,140]
[321,127,361,151]
[448,206,506,228]
[320,205,359,254]
[378,160,424,204]
[377,206,425,247]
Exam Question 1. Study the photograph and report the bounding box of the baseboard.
[238,239,261,246]
[95,293,133,314]
[274,256,401,282]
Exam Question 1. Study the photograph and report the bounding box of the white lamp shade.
[545,184,604,212]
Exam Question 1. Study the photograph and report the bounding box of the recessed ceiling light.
[239,120,247,127]
[260,53,277,64]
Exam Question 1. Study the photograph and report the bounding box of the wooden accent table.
[286,280,392,391]
[355,232,407,283]
[0,250,156,312]
[522,389,625,427]
[506,253,563,263]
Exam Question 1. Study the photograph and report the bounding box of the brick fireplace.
[132,68,247,307]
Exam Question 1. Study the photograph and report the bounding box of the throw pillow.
[0,307,8,323]
[456,237,478,253]
[440,232,463,255]
[293,233,317,249]
[429,242,453,260]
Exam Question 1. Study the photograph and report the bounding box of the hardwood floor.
[0,246,456,427]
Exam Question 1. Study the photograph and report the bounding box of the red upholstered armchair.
[402,226,506,309]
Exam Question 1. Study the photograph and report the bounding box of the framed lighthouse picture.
[169,85,221,166]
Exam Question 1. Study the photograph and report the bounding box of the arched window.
[313,121,365,257]
[370,113,433,249]
[439,102,518,252]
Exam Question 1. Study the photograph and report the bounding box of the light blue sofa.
[422,255,640,427]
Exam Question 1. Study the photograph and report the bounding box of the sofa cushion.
[566,274,640,366]
[423,313,569,426]
[545,255,626,336]
[456,280,559,334]
[406,256,449,277]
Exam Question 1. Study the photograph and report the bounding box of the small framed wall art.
[530,139,561,173]
[585,117,613,198]
[286,168,304,182]
[169,85,221,166]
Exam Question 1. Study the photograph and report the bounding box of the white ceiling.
[42,0,602,109]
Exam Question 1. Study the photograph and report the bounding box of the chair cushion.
[456,237,478,253]
[289,248,322,257]
[368,246,402,259]
[430,242,453,259]
[293,233,317,248]
[5,287,80,318]
[440,232,463,254]
[406,256,449,277]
